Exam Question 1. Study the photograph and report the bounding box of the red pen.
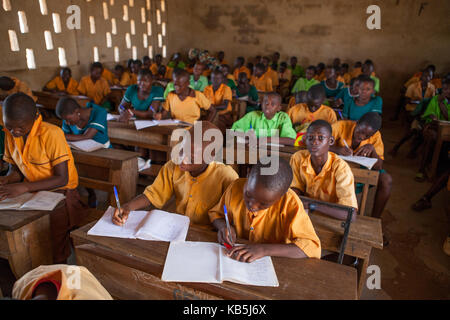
[223,242,232,250]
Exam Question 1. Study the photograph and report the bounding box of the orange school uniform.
[164,67,173,80]
[45,76,79,95]
[287,103,337,125]
[101,69,115,86]
[266,69,279,87]
[150,63,162,76]
[129,73,138,85]
[2,77,37,102]
[342,73,352,85]
[208,178,321,259]
[332,120,384,159]
[163,91,211,124]
[250,73,273,92]
[77,76,111,105]
[233,66,251,80]
[404,82,436,111]
[290,150,358,208]
[112,71,132,87]
[351,67,362,79]
[203,84,232,115]
[315,71,326,82]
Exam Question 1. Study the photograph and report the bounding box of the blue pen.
[338,110,343,119]
[223,204,233,249]
[113,186,123,224]
[250,124,253,130]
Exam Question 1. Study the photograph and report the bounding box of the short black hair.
[358,112,382,132]
[308,84,326,100]
[142,55,150,62]
[317,62,325,68]
[307,119,332,136]
[341,63,349,69]
[280,62,287,68]
[3,92,37,121]
[265,91,282,104]
[425,64,436,72]
[248,158,293,196]
[364,59,374,65]
[306,65,316,73]
[221,64,231,71]
[255,63,266,71]
[155,54,162,59]
[138,68,153,78]
[55,97,80,119]
[173,67,189,80]
[357,74,375,87]
[354,61,362,67]
[114,65,124,72]
[91,62,103,71]
[133,59,143,67]
[211,69,224,78]
[0,76,15,91]
[236,56,245,64]
[295,91,308,104]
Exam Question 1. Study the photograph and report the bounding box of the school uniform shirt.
[421,95,450,124]
[265,69,279,87]
[287,103,337,125]
[290,150,358,208]
[62,102,111,147]
[278,69,292,89]
[2,77,37,102]
[112,72,132,87]
[250,73,273,92]
[236,85,260,113]
[288,65,305,78]
[167,61,186,69]
[150,63,162,76]
[231,111,297,139]
[343,96,383,121]
[336,87,358,107]
[3,115,78,189]
[404,72,422,88]
[351,67,362,79]
[163,90,211,124]
[321,80,345,98]
[332,120,384,159]
[12,264,112,300]
[130,73,138,85]
[404,81,436,111]
[208,178,321,259]
[342,73,352,85]
[371,76,380,93]
[143,161,239,225]
[336,75,346,83]
[123,84,164,111]
[233,66,251,81]
[203,84,232,115]
[291,78,319,93]
[163,82,194,99]
[77,76,111,105]
[101,69,115,86]
[189,75,209,92]
[45,76,79,95]
[430,78,442,90]
[315,71,326,82]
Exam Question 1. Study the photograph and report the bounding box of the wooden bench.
[71,148,139,206]
[0,201,65,278]
[71,223,357,300]
[430,120,450,180]
[32,91,90,110]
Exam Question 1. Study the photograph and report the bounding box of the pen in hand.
[113,186,123,226]
[343,139,353,156]
[223,204,233,249]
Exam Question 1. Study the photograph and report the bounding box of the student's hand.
[0,183,29,201]
[354,144,376,158]
[339,146,353,156]
[218,224,237,248]
[119,110,132,122]
[334,98,343,107]
[0,176,10,186]
[227,244,267,263]
[112,207,131,226]
[153,112,162,120]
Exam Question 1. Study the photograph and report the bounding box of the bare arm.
[64,127,98,141]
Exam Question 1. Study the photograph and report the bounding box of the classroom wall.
[167,0,450,110]
[0,0,167,89]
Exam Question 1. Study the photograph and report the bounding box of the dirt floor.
[1,116,449,300]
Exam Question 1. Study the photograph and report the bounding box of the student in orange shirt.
[0,76,37,101]
[150,54,164,76]
[112,65,132,88]
[250,63,273,92]
[208,158,321,262]
[351,61,363,78]
[261,56,279,88]
[44,68,79,95]
[233,57,251,80]
[77,62,112,111]
[315,63,326,81]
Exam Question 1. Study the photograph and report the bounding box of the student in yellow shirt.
[44,68,79,95]
[277,62,292,100]
[208,158,321,262]
[0,76,37,102]
[203,70,233,134]
[77,62,112,111]
[315,63,326,81]
[261,56,279,87]
[157,69,216,124]
[112,121,239,225]
[330,113,392,225]
[351,61,363,78]
[290,120,357,221]
[150,54,164,76]
[404,70,435,112]
[0,93,87,263]
[339,63,352,85]
[101,67,115,86]
[233,57,251,81]
[112,65,132,88]
[250,63,273,92]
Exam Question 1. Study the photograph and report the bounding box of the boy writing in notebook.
[77,62,112,111]
[290,120,358,221]
[231,92,297,146]
[44,68,79,96]
[250,63,273,93]
[112,122,239,226]
[0,76,37,101]
[208,158,321,262]
[0,93,86,263]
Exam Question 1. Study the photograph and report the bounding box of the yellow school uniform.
[164,67,173,80]
[266,69,279,87]
[250,73,273,92]
[290,150,358,208]
[3,115,78,189]
[336,75,346,83]
[101,69,115,86]
[163,90,211,124]
[112,71,132,87]
[403,72,422,88]
[202,69,212,77]
[315,71,326,82]
[233,66,251,80]
[144,161,238,225]
[2,77,37,102]
[203,84,232,115]
[12,265,112,300]
[287,103,337,125]
[77,76,111,105]
[208,178,321,259]
[278,69,292,89]
[342,73,352,85]
[351,67,362,79]
[45,76,79,95]
[332,120,384,159]
[405,82,436,111]
[287,96,296,109]
[430,78,442,90]
[150,63,160,76]
[130,73,138,85]
[185,66,194,74]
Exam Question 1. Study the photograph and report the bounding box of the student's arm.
[112,194,151,226]
[227,243,306,262]
[132,101,162,119]
[354,143,383,170]
[205,106,217,122]
[298,195,357,222]
[0,164,23,185]
[64,127,98,141]
[0,161,69,200]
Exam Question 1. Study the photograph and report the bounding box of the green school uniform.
[163,82,194,99]
[189,75,209,92]
[236,85,260,113]
[343,96,383,120]
[371,76,380,93]
[123,85,164,111]
[231,111,297,139]
[421,95,450,124]
[288,65,305,78]
[321,80,345,98]
[167,61,186,69]
[291,78,319,93]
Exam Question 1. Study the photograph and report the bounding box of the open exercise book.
[0,191,65,211]
[162,241,279,287]
[87,206,190,242]
[68,139,105,152]
[134,119,191,130]
[338,155,378,170]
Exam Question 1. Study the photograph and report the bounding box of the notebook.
[161,241,279,287]
[107,113,120,121]
[134,119,191,130]
[68,139,105,152]
[87,206,190,242]
[0,191,65,211]
[338,155,378,170]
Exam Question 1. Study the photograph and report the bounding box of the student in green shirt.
[163,69,194,99]
[220,64,237,90]
[167,53,186,69]
[362,61,380,93]
[235,72,260,113]
[189,62,209,92]
[231,92,297,145]
[291,66,320,93]
[288,56,305,78]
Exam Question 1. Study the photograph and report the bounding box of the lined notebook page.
[135,209,189,242]
[338,155,378,170]
[20,191,65,211]
[134,120,158,130]
[0,193,34,210]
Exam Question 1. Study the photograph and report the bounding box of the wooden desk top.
[71,222,357,300]
[72,148,140,162]
[108,120,189,134]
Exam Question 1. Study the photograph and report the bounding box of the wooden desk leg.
[430,126,443,180]
[356,251,371,298]
[6,215,53,279]
[109,158,138,205]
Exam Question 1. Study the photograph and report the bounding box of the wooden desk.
[109,87,126,110]
[32,91,90,110]
[71,223,357,300]
[72,148,139,205]
[430,120,450,180]
[0,201,65,278]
